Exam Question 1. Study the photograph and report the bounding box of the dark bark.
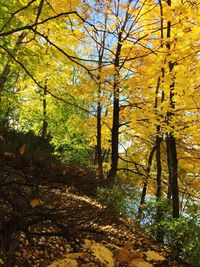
[96,66,103,181]
[154,78,163,227]
[156,135,162,201]
[155,133,164,242]
[166,133,179,218]
[95,22,107,183]
[107,38,122,186]
[139,182,147,218]
[97,94,103,182]
[166,139,172,200]
[106,4,131,185]
[41,82,48,139]
[102,148,110,163]
[138,144,157,216]
[165,0,179,218]
[93,145,98,165]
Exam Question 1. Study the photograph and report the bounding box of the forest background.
[0,0,200,266]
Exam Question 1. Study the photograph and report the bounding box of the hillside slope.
[0,130,188,267]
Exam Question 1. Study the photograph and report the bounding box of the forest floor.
[0,130,189,267]
[0,171,189,267]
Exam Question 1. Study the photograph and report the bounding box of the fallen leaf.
[19,145,26,155]
[124,241,133,250]
[115,248,133,264]
[4,152,16,158]
[116,247,143,264]
[30,199,42,208]
[145,251,166,262]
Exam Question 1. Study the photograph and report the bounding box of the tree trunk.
[41,83,48,139]
[107,39,122,186]
[138,144,157,216]
[156,135,162,199]
[97,91,103,182]
[166,133,179,218]
[139,182,147,218]
[165,0,179,218]
[155,133,164,242]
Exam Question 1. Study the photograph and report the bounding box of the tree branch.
[0,44,91,114]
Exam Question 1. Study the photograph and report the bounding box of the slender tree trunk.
[93,145,98,165]
[166,139,172,200]
[41,82,48,139]
[107,39,122,186]
[108,90,120,185]
[95,16,108,182]
[156,135,162,202]
[154,2,164,241]
[139,144,157,216]
[139,182,147,217]
[105,4,131,186]
[96,42,105,182]
[155,133,164,242]
[166,133,179,218]
[97,88,103,182]
[165,0,179,218]
[154,77,163,228]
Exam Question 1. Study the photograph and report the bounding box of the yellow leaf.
[145,251,166,262]
[19,145,26,155]
[30,199,42,208]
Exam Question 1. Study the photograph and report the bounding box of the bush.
[0,128,55,161]
[141,198,171,226]
[54,141,92,167]
[97,184,140,217]
[97,186,127,216]
[153,217,200,266]
[142,199,200,267]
